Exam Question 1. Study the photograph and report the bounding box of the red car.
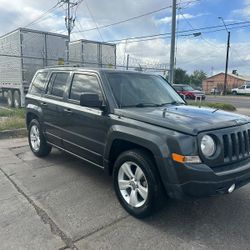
[173,84,206,100]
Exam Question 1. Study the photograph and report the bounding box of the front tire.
[28,119,51,157]
[113,149,164,218]
[232,91,237,95]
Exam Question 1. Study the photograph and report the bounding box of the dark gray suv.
[26,67,250,218]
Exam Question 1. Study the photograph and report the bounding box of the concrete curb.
[0,128,27,140]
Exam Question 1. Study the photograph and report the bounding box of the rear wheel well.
[108,139,157,176]
[26,112,39,128]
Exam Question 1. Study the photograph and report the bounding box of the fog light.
[228,184,235,193]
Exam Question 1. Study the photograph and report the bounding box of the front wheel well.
[108,139,157,176]
[26,112,39,128]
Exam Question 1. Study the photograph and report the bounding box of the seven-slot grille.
[223,129,250,163]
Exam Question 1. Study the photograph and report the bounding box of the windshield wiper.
[135,103,161,107]
[124,103,161,108]
[159,101,185,106]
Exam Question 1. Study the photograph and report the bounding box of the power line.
[24,2,62,28]
[105,21,250,44]
[73,0,200,33]
[84,0,104,41]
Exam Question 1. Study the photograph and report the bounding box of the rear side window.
[48,73,69,98]
[69,74,102,101]
[30,72,48,95]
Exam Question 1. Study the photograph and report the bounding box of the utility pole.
[61,0,76,63]
[219,17,230,95]
[169,0,177,84]
[126,54,130,70]
[224,31,230,95]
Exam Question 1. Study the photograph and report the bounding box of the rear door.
[59,72,109,168]
[42,72,70,146]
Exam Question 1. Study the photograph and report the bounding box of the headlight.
[201,135,216,157]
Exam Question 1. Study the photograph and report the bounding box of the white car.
[231,84,250,95]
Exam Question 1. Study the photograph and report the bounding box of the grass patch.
[188,101,236,111]
[0,108,25,118]
[0,108,25,131]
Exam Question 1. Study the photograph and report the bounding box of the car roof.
[38,66,156,76]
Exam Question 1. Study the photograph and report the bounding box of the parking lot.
[1,137,250,250]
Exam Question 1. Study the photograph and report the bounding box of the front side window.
[106,72,185,108]
[49,73,69,98]
[69,74,102,101]
[30,72,48,95]
[239,85,245,89]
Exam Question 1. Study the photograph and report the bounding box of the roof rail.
[44,64,82,68]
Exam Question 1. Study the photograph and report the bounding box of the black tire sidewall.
[28,119,51,157]
[113,150,159,218]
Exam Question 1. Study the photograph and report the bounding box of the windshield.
[105,72,185,108]
[182,85,194,91]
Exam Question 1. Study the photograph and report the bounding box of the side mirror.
[80,93,103,108]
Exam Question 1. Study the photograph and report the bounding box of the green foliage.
[0,108,25,118]
[174,68,207,87]
[189,70,207,86]
[174,68,190,84]
[0,108,25,131]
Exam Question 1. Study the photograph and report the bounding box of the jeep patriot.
[26,68,250,218]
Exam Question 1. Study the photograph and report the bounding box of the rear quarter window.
[29,72,48,95]
[47,72,69,98]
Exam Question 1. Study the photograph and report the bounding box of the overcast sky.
[0,0,250,76]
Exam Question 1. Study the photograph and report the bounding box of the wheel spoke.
[121,162,134,179]
[30,135,36,141]
[137,183,148,200]
[135,167,144,181]
[118,180,131,190]
[129,189,139,206]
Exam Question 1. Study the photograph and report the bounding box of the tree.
[189,70,207,87]
[174,68,190,84]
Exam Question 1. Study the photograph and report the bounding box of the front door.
[59,72,109,168]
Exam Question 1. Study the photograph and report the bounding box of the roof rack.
[44,64,82,68]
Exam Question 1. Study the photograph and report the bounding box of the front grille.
[223,129,250,163]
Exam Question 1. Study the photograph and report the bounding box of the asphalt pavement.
[0,138,250,250]
[206,95,250,109]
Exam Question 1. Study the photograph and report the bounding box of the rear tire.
[113,149,164,218]
[7,90,14,107]
[13,90,21,108]
[28,119,52,157]
[232,91,237,95]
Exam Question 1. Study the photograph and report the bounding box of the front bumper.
[164,158,250,199]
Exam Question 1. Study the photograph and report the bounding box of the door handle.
[41,102,47,106]
[64,108,72,114]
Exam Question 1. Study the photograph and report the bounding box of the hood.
[114,105,250,135]
[190,90,205,95]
